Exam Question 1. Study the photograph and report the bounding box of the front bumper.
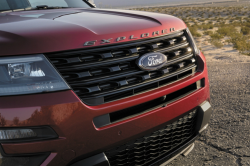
[0,52,211,166]
[71,100,212,166]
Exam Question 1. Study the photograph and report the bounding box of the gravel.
[167,61,250,166]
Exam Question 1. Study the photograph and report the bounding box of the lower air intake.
[105,110,197,166]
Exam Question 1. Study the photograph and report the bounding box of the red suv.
[0,0,212,166]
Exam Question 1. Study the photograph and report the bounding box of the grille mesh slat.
[46,30,197,105]
[105,110,197,166]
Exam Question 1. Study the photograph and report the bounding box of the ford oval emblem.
[137,52,167,71]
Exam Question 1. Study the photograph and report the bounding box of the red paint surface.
[0,52,209,166]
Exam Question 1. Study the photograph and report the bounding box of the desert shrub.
[236,16,241,20]
[186,22,191,27]
[191,24,200,29]
[204,31,213,36]
[189,27,202,37]
[241,27,250,35]
[211,40,224,48]
[210,33,224,40]
[234,39,250,55]
[228,32,250,55]
[217,26,236,36]
[207,24,214,29]
[243,22,250,27]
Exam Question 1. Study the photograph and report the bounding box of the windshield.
[0,0,91,11]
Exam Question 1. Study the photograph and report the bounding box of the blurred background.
[93,0,242,8]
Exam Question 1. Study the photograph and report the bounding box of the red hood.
[0,8,186,56]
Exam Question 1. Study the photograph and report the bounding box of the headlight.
[0,54,69,96]
[186,28,200,56]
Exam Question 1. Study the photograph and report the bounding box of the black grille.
[46,30,197,105]
[105,110,197,166]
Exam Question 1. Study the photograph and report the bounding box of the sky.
[93,0,238,8]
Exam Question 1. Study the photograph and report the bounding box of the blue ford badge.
[137,52,167,71]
